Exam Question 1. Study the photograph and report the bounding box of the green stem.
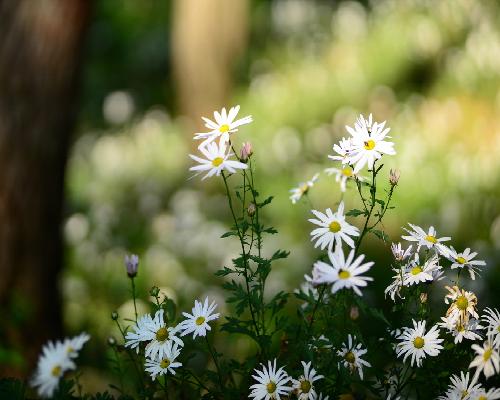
[205,335,224,395]
[113,319,144,391]
[307,285,327,333]
[130,277,138,322]
[354,166,378,255]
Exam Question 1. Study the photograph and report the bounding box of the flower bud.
[240,142,253,162]
[420,293,428,304]
[124,254,139,278]
[111,311,119,320]
[247,202,256,217]
[107,336,116,347]
[150,286,160,297]
[349,306,359,320]
[389,169,400,186]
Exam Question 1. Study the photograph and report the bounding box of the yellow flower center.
[484,348,493,361]
[478,397,487,400]
[411,266,422,275]
[196,316,205,326]
[342,168,353,177]
[339,270,351,280]
[156,326,169,342]
[219,124,230,133]
[461,390,468,399]
[300,380,311,393]
[345,351,356,363]
[51,365,62,377]
[329,221,341,233]
[456,296,468,311]
[456,256,466,264]
[364,139,376,150]
[67,346,74,354]
[300,183,310,194]
[266,381,276,394]
[413,336,425,349]
[212,157,224,167]
[425,235,437,244]
[497,325,500,332]
[160,358,170,369]
[456,324,465,332]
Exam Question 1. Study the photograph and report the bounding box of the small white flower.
[189,136,248,180]
[345,114,396,173]
[125,309,184,360]
[249,359,292,400]
[194,105,252,148]
[309,202,360,250]
[391,242,413,262]
[308,335,333,351]
[470,340,500,379]
[438,316,484,344]
[472,387,500,399]
[324,166,364,192]
[312,246,373,296]
[337,334,371,380]
[396,320,443,367]
[144,342,182,380]
[384,270,405,302]
[401,223,451,250]
[178,297,220,339]
[290,174,319,204]
[291,361,324,400]
[437,371,482,400]
[482,308,500,348]
[440,246,486,280]
[328,137,353,165]
[445,286,479,326]
[31,341,76,398]
[63,332,90,359]
[401,253,441,287]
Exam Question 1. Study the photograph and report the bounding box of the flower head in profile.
[309,202,359,250]
[402,223,451,250]
[290,174,319,204]
[189,136,248,180]
[291,361,324,400]
[31,340,76,398]
[396,320,443,367]
[194,105,252,148]
[324,166,363,193]
[438,316,484,344]
[445,286,479,326]
[312,246,373,296]
[473,387,500,400]
[469,340,500,379]
[63,333,90,359]
[178,297,220,339]
[345,114,396,173]
[249,359,292,400]
[144,341,182,380]
[125,309,183,359]
[440,247,486,280]
[337,334,371,380]
[401,253,441,287]
[391,242,413,262]
[437,371,482,400]
[124,254,139,278]
[328,137,353,165]
[482,308,500,348]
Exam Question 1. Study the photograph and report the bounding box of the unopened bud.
[124,254,139,278]
[111,311,118,320]
[389,169,400,186]
[420,293,428,304]
[107,336,116,347]
[350,306,359,320]
[240,142,253,162]
[150,286,160,297]
[247,202,256,217]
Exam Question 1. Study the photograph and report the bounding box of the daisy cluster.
[31,333,90,398]
[124,297,219,380]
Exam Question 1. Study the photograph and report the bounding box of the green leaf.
[258,196,273,208]
[346,209,367,217]
[375,199,385,207]
[371,229,389,242]
[221,231,238,238]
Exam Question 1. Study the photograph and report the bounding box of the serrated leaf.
[346,209,367,217]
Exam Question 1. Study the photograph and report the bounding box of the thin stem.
[307,285,327,333]
[113,320,144,391]
[163,375,169,400]
[111,347,125,395]
[205,335,224,395]
[354,166,378,255]
[130,277,138,322]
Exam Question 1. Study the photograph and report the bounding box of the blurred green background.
[63,0,500,391]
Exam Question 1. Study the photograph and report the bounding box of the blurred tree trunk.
[0,0,90,376]
[171,0,249,130]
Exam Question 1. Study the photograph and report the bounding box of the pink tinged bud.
[247,202,256,217]
[389,169,400,186]
[124,254,139,278]
[240,142,253,162]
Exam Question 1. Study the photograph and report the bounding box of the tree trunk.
[0,0,90,377]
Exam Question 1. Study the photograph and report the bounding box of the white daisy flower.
[402,254,441,287]
[373,372,398,397]
[189,136,248,180]
[345,114,396,173]
[328,137,353,165]
[308,335,333,352]
[309,202,360,250]
[324,166,363,192]
[337,334,371,380]
[311,246,373,296]
[472,387,500,400]
[194,105,252,148]
[291,361,324,400]
[445,286,479,325]
[125,309,184,360]
[396,320,443,367]
[482,308,500,348]
[290,174,319,204]
[437,371,482,400]
[295,274,323,307]
[31,341,76,398]
[470,340,500,379]
[385,269,405,302]
[438,316,484,344]
[249,359,292,400]
[144,342,182,380]
[391,243,413,262]
[401,223,451,250]
[178,297,220,339]
[63,332,90,359]
[440,246,486,280]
